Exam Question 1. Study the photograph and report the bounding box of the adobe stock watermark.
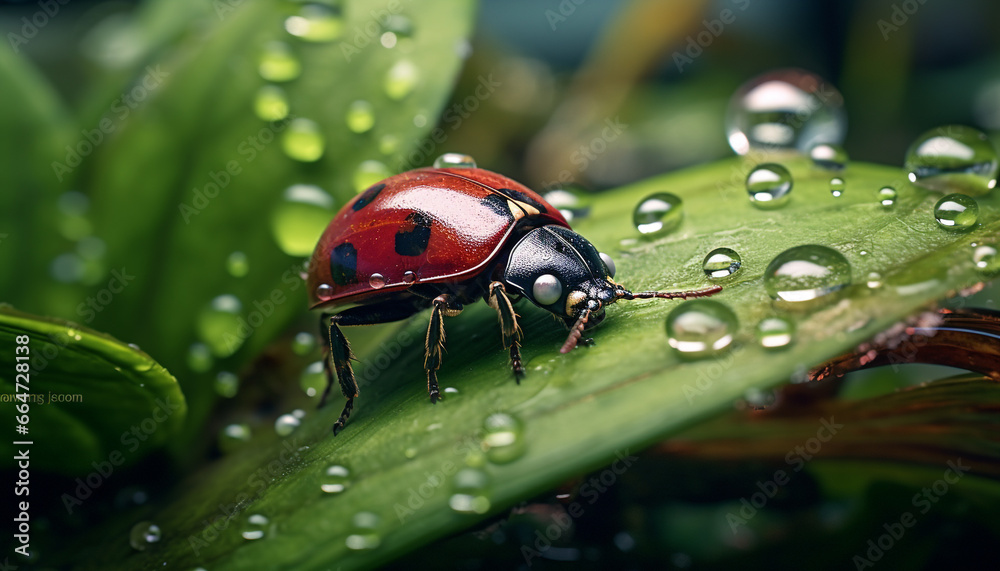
[521,449,638,566]
[681,343,745,404]
[219,260,308,355]
[538,116,628,190]
[727,416,843,532]
[544,0,590,31]
[178,116,293,223]
[673,0,751,72]
[7,0,71,54]
[51,66,171,181]
[75,267,135,323]
[851,458,970,570]
[877,0,929,41]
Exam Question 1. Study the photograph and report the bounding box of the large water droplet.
[481,413,525,464]
[702,248,742,279]
[449,468,492,514]
[878,186,897,208]
[809,143,848,170]
[275,413,301,436]
[316,283,334,301]
[226,251,249,277]
[384,59,418,100]
[253,85,289,121]
[282,118,325,162]
[973,245,999,274]
[346,100,375,134]
[353,160,391,192]
[197,294,244,357]
[214,371,239,398]
[368,273,386,289]
[933,193,979,231]
[755,317,795,350]
[218,423,252,454]
[241,514,269,540]
[746,164,793,209]
[763,245,852,305]
[904,125,998,195]
[433,153,477,169]
[300,361,326,397]
[345,512,381,550]
[258,42,301,82]
[665,299,738,359]
[270,184,335,256]
[284,3,344,42]
[726,69,846,155]
[633,192,683,236]
[129,521,161,551]
[829,177,845,198]
[321,464,351,494]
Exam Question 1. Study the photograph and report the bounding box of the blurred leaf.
[63,156,1000,569]
[0,305,185,475]
[77,0,476,453]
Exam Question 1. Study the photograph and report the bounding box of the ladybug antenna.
[616,285,722,301]
[560,309,591,354]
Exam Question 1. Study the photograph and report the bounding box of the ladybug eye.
[600,252,616,278]
[532,274,563,306]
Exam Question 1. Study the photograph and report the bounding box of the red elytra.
[307,168,569,308]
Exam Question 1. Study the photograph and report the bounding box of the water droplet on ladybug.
[702,248,742,279]
[282,118,325,162]
[433,153,477,169]
[258,41,301,82]
[633,192,683,236]
[933,193,979,231]
[763,245,852,306]
[369,273,386,289]
[316,283,334,301]
[746,164,793,209]
[402,270,416,283]
[346,100,375,133]
[665,299,738,359]
[905,125,998,195]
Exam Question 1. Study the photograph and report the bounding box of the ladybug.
[307,167,721,434]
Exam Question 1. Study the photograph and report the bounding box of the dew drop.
[973,245,999,274]
[214,371,239,398]
[187,342,214,373]
[755,317,795,350]
[197,294,244,357]
[275,413,301,436]
[448,468,492,514]
[904,125,998,196]
[241,514,269,540]
[763,245,852,306]
[726,69,846,155]
[379,134,400,154]
[829,177,845,198]
[809,143,849,170]
[218,423,252,454]
[633,192,683,236]
[878,186,897,208]
[345,512,381,550]
[321,464,351,494]
[129,521,161,551]
[353,160,391,192]
[316,283,334,301]
[282,118,325,162]
[226,251,249,277]
[665,299,738,359]
[702,248,742,279]
[402,270,416,284]
[292,332,317,355]
[384,59,418,100]
[933,193,979,231]
[481,413,525,464]
[746,164,793,209]
[270,184,335,256]
[284,3,344,43]
[541,186,591,222]
[866,271,884,289]
[258,42,301,82]
[443,386,459,398]
[433,153,477,169]
[345,100,375,134]
[253,85,289,121]
[299,360,326,398]
[369,273,386,289]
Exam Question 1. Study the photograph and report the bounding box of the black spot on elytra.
[480,194,515,222]
[495,187,547,214]
[394,211,433,256]
[352,183,385,211]
[330,242,358,285]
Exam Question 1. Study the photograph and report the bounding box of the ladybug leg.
[319,313,358,435]
[425,294,463,403]
[486,282,524,381]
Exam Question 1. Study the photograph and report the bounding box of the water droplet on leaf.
[702,248,742,279]
[763,245,851,306]
[933,193,979,231]
[665,299,738,359]
[905,125,998,195]
[746,164,793,209]
[633,192,683,236]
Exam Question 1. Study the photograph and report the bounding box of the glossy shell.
[307,168,569,308]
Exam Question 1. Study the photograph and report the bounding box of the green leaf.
[77,0,476,450]
[64,156,1000,570]
[0,305,185,475]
